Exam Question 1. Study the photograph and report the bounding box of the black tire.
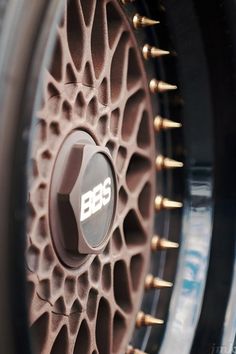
[0,2,63,353]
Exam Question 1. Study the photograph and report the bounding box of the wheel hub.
[50,130,117,267]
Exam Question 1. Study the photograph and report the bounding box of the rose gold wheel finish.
[26,1,155,353]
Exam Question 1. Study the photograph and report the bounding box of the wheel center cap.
[77,146,116,248]
[50,130,117,267]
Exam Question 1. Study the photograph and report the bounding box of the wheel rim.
[26,1,156,353]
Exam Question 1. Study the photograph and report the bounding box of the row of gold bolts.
[121,3,183,354]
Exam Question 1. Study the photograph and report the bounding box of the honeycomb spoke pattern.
[26,1,155,353]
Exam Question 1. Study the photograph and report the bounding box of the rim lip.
[160,169,213,354]
[128,1,215,352]
[154,0,214,352]
[191,1,236,352]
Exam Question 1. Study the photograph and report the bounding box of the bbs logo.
[80,177,112,222]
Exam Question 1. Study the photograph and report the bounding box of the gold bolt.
[143,44,170,60]
[156,155,184,170]
[155,195,183,211]
[154,116,182,132]
[150,79,177,93]
[136,311,164,328]
[151,236,179,251]
[145,274,173,290]
[133,14,160,29]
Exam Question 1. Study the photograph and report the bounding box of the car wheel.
[0,1,235,354]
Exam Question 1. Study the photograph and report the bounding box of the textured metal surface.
[26,1,155,353]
